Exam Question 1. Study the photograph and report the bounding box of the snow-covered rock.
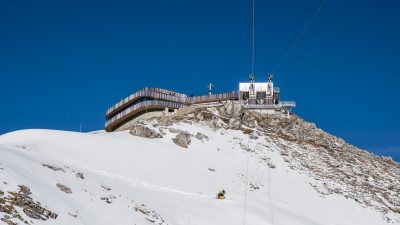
[0,103,399,225]
[129,124,163,139]
[172,131,191,148]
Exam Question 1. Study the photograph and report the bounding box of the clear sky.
[0,0,399,161]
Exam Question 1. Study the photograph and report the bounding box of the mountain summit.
[0,102,399,225]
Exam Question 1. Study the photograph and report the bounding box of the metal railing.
[187,92,238,104]
[105,99,184,130]
[279,101,296,107]
[106,89,239,118]
[243,101,296,110]
[106,87,188,117]
[105,87,295,131]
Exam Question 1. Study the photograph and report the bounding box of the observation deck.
[105,88,239,131]
[105,86,295,132]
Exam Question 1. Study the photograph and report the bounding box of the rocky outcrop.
[168,127,181,133]
[56,183,72,194]
[42,164,65,173]
[248,112,400,219]
[75,172,84,179]
[130,124,163,139]
[145,103,400,221]
[172,132,191,148]
[0,185,58,224]
[218,101,244,119]
[194,132,209,141]
[133,202,168,225]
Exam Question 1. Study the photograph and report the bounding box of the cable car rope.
[251,0,255,75]
[242,146,250,225]
[272,0,327,73]
[267,147,274,224]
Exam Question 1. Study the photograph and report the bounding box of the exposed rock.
[42,164,65,173]
[69,213,78,218]
[194,132,209,141]
[148,105,400,220]
[242,112,258,128]
[250,133,259,140]
[130,125,163,139]
[56,183,72,194]
[172,132,191,148]
[1,218,17,225]
[267,161,276,169]
[168,128,181,133]
[158,128,166,135]
[218,101,244,119]
[228,118,241,129]
[100,185,111,191]
[76,172,84,179]
[133,203,167,225]
[100,196,115,204]
[0,185,57,223]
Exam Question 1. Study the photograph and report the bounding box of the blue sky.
[0,0,399,161]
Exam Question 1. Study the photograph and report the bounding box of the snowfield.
[0,105,399,225]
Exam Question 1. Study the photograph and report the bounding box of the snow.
[0,124,395,225]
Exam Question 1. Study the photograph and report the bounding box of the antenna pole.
[251,0,255,75]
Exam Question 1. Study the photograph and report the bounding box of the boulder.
[56,183,72,194]
[130,125,163,139]
[172,132,191,148]
[218,101,244,119]
[75,172,84,179]
[195,132,209,141]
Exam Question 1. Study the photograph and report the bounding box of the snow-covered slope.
[0,103,399,225]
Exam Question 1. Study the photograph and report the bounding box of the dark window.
[256,92,266,99]
[242,92,249,100]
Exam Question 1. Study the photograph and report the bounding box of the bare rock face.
[194,132,209,141]
[56,183,72,194]
[218,101,244,120]
[168,127,181,133]
[0,185,57,223]
[42,164,65,173]
[75,172,84,179]
[172,132,191,148]
[242,111,258,128]
[130,124,163,139]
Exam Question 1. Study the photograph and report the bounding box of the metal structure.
[105,79,295,132]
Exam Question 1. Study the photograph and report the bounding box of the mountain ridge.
[0,102,399,225]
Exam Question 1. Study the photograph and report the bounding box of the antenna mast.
[251,0,255,76]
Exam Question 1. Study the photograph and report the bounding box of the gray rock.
[158,128,166,135]
[100,185,111,191]
[267,162,276,169]
[75,173,84,179]
[228,118,241,129]
[23,207,43,220]
[1,218,17,225]
[42,164,65,173]
[218,101,244,119]
[56,183,72,194]
[168,127,181,133]
[2,185,59,221]
[172,132,191,148]
[194,132,209,141]
[130,125,163,139]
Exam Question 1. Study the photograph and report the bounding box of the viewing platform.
[105,77,295,132]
